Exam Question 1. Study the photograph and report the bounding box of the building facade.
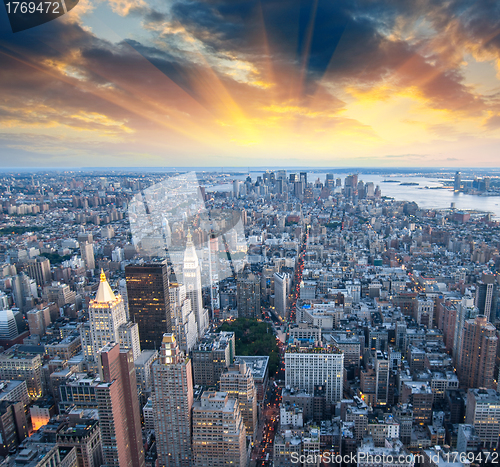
[125,263,172,350]
[152,334,194,467]
[96,343,145,467]
[285,346,344,403]
[192,391,247,467]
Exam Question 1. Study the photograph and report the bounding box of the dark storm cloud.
[159,0,500,111]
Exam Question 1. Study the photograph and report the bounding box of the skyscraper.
[274,272,288,319]
[465,388,500,449]
[236,271,261,319]
[85,271,141,361]
[183,232,209,336]
[125,263,171,350]
[325,173,335,189]
[152,334,194,467]
[80,241,95,271]
[458,315,497,389]
[192,332,235,387]
[475,272,497,321]
[375,355,390,407]
[96,343,145,467]
[454,171,461,191]
[169,283,198,353]
[192,391,247,467]
[25,256,51,287]
[220,361,258,439]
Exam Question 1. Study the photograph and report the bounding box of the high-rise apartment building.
[192,391,247,467]
[80,242,95,271]
[152,334,194,467]
[452,293,478,361]
[192,332,235,387]
[285,345,344,403]
[375,355,390,407]
[458,315,497,389]
[25,256,51,287]
[465,388,500,449]
[125,263,171,350]
[236,272,261,319]
[96,343,145,467]
[220,361,258,438]
[183,232,209,336]
[475,272,497,321]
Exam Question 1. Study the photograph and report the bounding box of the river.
[209,171,500,219]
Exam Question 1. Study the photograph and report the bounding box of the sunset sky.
[1,0,500,167]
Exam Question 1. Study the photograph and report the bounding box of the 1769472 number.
[5,2,61,13]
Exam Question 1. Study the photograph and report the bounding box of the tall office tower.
[25,256,51,287]
[276,169,287,180]
[475,272,497,321]
[192,392,247,467]
[0,310,20,340]
[325,173,335,189]
[275,178,284,194]
[274,272,288,319]
[153,334,194,467]
[344,174,358,189]
[293,181,304,198]
[365,182,375,197]
[454,171,461,191]
[395,319,407,350]
[125,263,171,350]
[375,355,390,407]
[465,388,500,449]
[80,241,95,271]
[236,271,261,318]
[452,293,478,361]
[12,273,37,312]
[300,171,307,186]
[96,343,145,467]
[285,346,344,403]
[458,315,497,389]
[118,278,129,319]
[357,180,365,198]
[208,236,220,314]
[183,232,209,336]
[220,361,258,438]
[86,271,141,361]
[169,283,198,353]
[233,179,240,197]
[192,332,235,386]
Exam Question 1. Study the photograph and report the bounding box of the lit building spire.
[95,270,116,303]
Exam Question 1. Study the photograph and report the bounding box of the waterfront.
[211,171,500,219]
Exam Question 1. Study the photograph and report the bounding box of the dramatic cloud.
[0,0,499,166]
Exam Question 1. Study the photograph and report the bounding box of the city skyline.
[0,168,499,465]
[1,1,500,167]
